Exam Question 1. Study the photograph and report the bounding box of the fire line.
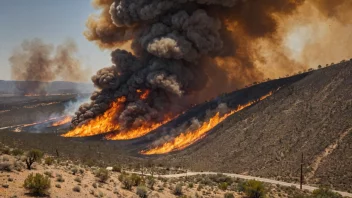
[141,89,279,155]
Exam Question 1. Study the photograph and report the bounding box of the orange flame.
[141,89,278,155]
[136,89,150,100]
[62,97,126,137]
[105,114,176,140]
[52,116,72,127]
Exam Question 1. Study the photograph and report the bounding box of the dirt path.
[306,127,352,182]
[127,171,352,197]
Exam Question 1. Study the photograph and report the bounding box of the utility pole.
[300,152,304,190]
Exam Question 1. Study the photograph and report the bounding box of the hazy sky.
[0,0,111,81]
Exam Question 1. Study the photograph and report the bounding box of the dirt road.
[127,171,352,197]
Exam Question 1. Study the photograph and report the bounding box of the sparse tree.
[25,149,44,170]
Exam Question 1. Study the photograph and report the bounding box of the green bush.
[146,176,155,190]
[239,180,266,198]
[224,193,235,198]
[218,182,228,191]
[25,149,44,170]
[112,165,121,172]
[131,174,142,186]
[123,177,133,190]
[12,149,24,156]
[136,186,148,198]
[95,168,110,182]
[311,187,342,198]
[174,184,183,196]
[44,157,55,166]
[23,173,51,195]
[188,182,194,188]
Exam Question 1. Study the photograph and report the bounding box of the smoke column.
[9,38,89,94]
[71,0,352,136]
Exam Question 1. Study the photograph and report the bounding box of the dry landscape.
[0,61,351,198]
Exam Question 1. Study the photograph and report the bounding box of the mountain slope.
[158,61,352,191]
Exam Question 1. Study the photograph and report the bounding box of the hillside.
[156,61,352,191]
[0,61,351,193]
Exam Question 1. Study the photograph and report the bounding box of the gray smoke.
[9,38,89,94]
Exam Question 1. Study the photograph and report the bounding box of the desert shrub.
[123,177,133,190]
[112,165,121,172]
[188,182,194,188]
[136,186,148,198]
[1,147,10,155]
[238,180,266,198]
[56,174,65,182]
[218,182,228,191]
[311,187,342,198]
[13,161,24,171]
[44,171,54,178]
[44,157,54,166]
[25,149,44,170]
[8,177,13,182]
[131,174,142,186]
[55,184,61,188]
[95,168,110,182]
[23,173,51,196]
[174,184,183,196]
[146,176,156,189]
[74,177,82,183]
[73,186,81,192]
[79,169,84,174]
[71,167,78,175]
[0,162,12,171]
[224,193,235,198]
[12,149,24,156]
[92,182,98,188]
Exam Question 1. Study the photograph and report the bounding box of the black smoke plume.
[72,0,351,134]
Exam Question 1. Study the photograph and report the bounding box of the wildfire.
[62,97,126,137]
[0,117,64,131]
[141,89,278,155]
[24,102,60,109]
[105,114,175,140]
[52,116,72,127]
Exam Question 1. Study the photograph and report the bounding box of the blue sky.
[0,0,111,81]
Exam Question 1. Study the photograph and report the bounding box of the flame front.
[52,116,72,127]
[105,114,175,140]
[141,90,278,155]
[62,97,126,137]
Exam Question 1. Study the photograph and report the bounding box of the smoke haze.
[9,38,90,94]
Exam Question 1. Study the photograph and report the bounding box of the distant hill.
[0,80,94,95]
